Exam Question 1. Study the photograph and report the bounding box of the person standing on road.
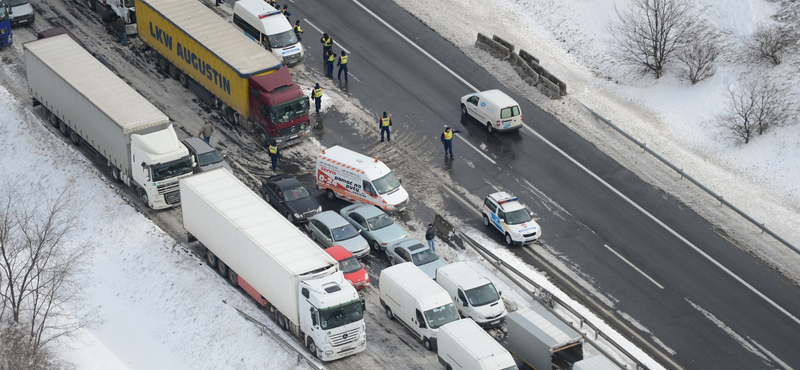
[282,5,291,22]
[379,111,392,142]
[311,83,323,114]
[268,140,282,170]
[440,126,461,158]
[115,17,127,46]
[320,33,333,61]
[200,120,214,144]
[337,50,349,82]
[325,50,336,79]
[293,20,303,41]
[426,223,436,252]
[215,0,222,7]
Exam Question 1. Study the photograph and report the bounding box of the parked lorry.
[136,0,310,148]
[25,34,193,209]
[437,319,518,370]
[79,0,138,35]
[181,169,367,361]
[506,301,584,370]
[0,2,11,48]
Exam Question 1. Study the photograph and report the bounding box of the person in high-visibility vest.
[310,83,323,114]
[379,111,392,142]
[268,140,282,170]
[293,20,303,42]
[337,50,349,82]
[325,50,336,79]
[282,5,291,22]
[320,33,333,62]
[440,126,462,158]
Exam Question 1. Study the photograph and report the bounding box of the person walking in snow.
[311,83,323,114]
[200,120,214,144]
[426,223,436,252]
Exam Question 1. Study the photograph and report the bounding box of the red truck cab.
[248,66,310,148]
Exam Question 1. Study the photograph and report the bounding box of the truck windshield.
[372,172,401,195]
[270,97,308,125]
[5,0,28,6]
[465,283,500,307]
[504,208,532,225]
[319,299,363,330]
[331,224,359,242]
[0,5,7,20]
[424,303,459,329]
[151,157,193,182]
[267,29,298,49]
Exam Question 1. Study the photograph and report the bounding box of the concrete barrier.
[475,34,567,98]
[538,78,561,99]
[492,35,515,56]
[510,53,540,86]
[434,214,465,250]
[519,49,540,65]
[476,33,511,61]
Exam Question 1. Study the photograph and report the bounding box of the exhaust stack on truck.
[24,34,193,209]
[180,169,367,361]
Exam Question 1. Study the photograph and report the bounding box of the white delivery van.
[316,145,409,214]
[380,262,460,351]
[7,0,35,26]
[436,262,507,327]
[232,0,303,66]
[438,319,519,370]
[460,89,523,133]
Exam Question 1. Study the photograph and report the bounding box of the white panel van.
[438,319,519,370]
[316,145,409,214]
[436,262,507,327]
[232,0,304,66]
[460,89,523,133]
[380,262,460,351]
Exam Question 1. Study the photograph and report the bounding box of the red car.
[326,246,369,290]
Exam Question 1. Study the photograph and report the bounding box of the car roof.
[325,246,353,261]
[273,177,303,189]
[487,191,526,212]
[311,211,349,227]
[343,203,383,217]
[182,137,216,155]
[394,238,426,251]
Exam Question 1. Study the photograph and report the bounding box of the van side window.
[483,199,497,213]
[501,105,520,119]
[415,309,426,327]
[232,14,260,42]
[457,289,468,305]
[363,181,375,196]
[497,209,505,222]
[468,96,479,106]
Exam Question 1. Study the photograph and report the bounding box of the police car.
[481,192,541,245]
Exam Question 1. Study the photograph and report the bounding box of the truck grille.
[164,190,181,205]
[277,124,306,138]
[157,182,181,205]
[329,327,360,347]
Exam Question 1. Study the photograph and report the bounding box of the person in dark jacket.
[425,223,436,252]
[325,50,336,79]
[440,126,461,158]
[320,33,333,61]
[102,8,119,34]
[268,140,282,170]
[282,5,291,22]
[293,20,303,41]
[379,111,392,142]
[311,83,323,114]
[115,17,127,46]
[337,50,349,81]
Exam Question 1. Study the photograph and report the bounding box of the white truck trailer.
[180,169,367,361]
[24,34,193,209]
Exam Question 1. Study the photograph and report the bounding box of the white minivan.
[7,0,35,26]
[232,0,303,66]
[460,89,523,133]
[438,319,519,370]
[380,262,460,351]
[435,262,507,327]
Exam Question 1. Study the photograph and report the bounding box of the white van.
[7,0,35,26]
[435,262,507,327]
[316,145,409,214]
[232,0,303,66]
[380,262,460,351]
[438,319,519,370]
[460,89,523,133]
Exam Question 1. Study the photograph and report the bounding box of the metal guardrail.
[234,307,323,370]
[582,104,798,255]
[433,214,646,370]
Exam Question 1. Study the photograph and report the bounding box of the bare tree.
[608,0,700,78]
[717,75,791,144]
[0,180,93,370]
[675,22,721,84]
[746,23,798,65]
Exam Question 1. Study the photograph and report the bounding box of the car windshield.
[151,157,193,182]
[283,186,310,202]
[465,283,500,307]
[5,0,28,6]
[331,224,359,242]
[423,303,459,329]
[270,97,308,124]
[366,213,394,230]
[411,246,439,266]
[504,208,532,225]
[196,150,224,166]
[319,299,363,330]
[267,29,298,49]
[339,256,362,274]
[501,105,521,119]
[372,172,401,195]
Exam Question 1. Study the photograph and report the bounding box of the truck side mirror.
[463,301,468,307]
[418,320,426,329]
[361,298,366,312]
[310,308,318,327]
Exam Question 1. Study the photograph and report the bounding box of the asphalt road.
[291,0,800,369]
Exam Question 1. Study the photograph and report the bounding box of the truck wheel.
[157,56,168,73]
[505,233,513,246]
[227,267,238,287]
[445,364,453,370]
[138,188,149,207]
[325,189,336,201]
[385,306,394,320]
[486,122,494,134]
[46,110,57,127]
[179,71,190,88]
[423,337,433,351]
[205,249,218,268]
[168,63,180,80]
[217,260,228,276]
[483,214,490,227]
[256,126,270,147]
[224,107,236,125]
[111,166,121,182]
[277,312,289,331]
[308,339,319,359]
[69,129,81,145]
[86,0,96,11]
[460,104,467,116]
[58,120,70,136]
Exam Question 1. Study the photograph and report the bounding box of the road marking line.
[348,0,800,329]
[603,244,664,289]
[453,135,495,164]
[303,19,350,54]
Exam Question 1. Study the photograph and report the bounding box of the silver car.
[308,211,370,259]
[339,203,407,252]
[182,137,232,173]
[385,238,447,279]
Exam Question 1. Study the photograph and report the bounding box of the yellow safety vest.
[294,25,302,34]
[381,117,390,127]
[327,53,335,63]
[269,145,277,154]
[340,55,348,64]
[313,87,323,98]
[322,37,332,47]
[443,130,453,140]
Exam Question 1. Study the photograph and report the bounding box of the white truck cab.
[129,125,193,209]
[233,0,304,66]
[481,191,541,245]
[435,262,507,327]
[460,89,523,133]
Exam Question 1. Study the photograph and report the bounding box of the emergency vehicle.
[481,192,541,245]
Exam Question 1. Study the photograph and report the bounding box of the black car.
[259,175,321,223]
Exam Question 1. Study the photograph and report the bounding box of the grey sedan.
[308,211,370,259]
[339,203,407,252]
[385,238,447,279]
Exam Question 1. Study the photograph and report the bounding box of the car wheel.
[286,212,294,222]
[389,256,397,266]
[385,306,394,320]
[310,231,317,242]
[486,122,494,134]
[264,193,270,204]
[325,189,336,201]
[483,214,490,227]
[423,337,433,351]
[505,233,513,246]
[460,104,468,116]
[371,240,380,252]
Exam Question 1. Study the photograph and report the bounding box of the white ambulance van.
[232,0,304,66]
[380,262,460,351]
[438,319,519,370]
[435,262,507,327]
[316,145,409,214]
